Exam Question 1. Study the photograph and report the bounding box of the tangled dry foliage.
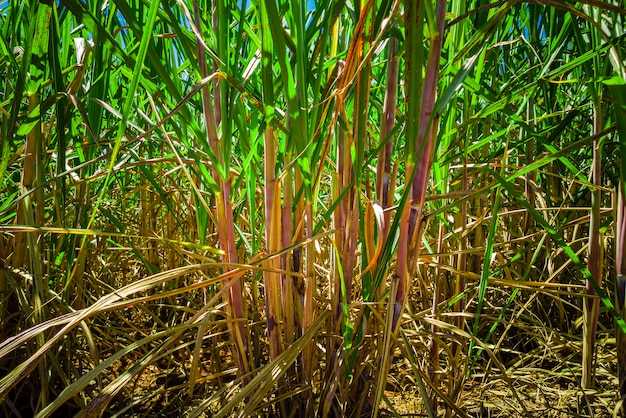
[2,0,626,417]
[1,215,622,417]
[3,235,623,417]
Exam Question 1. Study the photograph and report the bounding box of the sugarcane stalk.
[193,0,249,378]
[582,99,603,391]
[616,184,626,412]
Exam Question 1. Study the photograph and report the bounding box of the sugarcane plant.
[3,0,626,417]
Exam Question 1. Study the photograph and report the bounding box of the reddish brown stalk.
[302,203,315,355]
[328,1,372,320]
[282,172,295,347]
[193,0,249,378]
[335,0,375,326]
[373,1,446,413]
[394,0,446,332]
[264,126,284,361]
[582,99,603,390]
[211,8,221,127]
[324,4,377,410]
[334,118,358,328]
[616,184,626,403]
[376,36,399,240]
